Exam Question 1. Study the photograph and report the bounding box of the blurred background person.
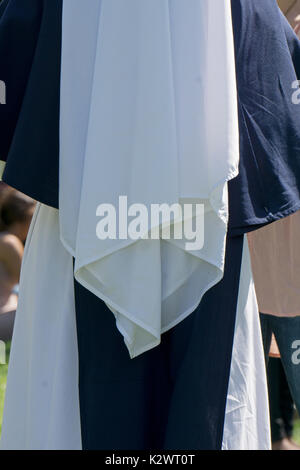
[0,184,35,342]
[268,357,298,450]
[278,0,300,36]
[250,1,300,451]
[249,210,300,451]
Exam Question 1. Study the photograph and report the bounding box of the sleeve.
[228,1,300,236]
[0,0,61,209]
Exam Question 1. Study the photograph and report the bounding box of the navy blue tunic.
[1,0,300,450]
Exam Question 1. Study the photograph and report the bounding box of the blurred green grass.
[0,342,300,447]
[294,418,300,445]
[0,341,10,436]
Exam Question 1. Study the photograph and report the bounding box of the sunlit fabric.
[0,204,81,450]
[59,0,239,358]
[222,239,271,450]
[0,204,269,450]
[229,0,300,235]
[1,0,300,452]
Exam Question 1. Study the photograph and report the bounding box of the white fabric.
[1,207,270,450]
[60,0,239,358]
[222,238,271,451]
[0,204,81,450]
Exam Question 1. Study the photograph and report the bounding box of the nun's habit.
[0,0,300,450]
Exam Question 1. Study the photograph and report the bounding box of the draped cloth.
[0,204,81,450]
[59,0,239,358]
[222,238,271,450]
[0,204,270,450]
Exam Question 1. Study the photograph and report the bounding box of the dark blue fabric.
[1,0,300,450]
[229,0,300,236]
[0,0,61,209]
[0,0,42,161]
[74,234,243,450]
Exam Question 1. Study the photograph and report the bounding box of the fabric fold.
[222,238,271,450]
[0,205,270,450]
[0,204,81,450]
[60,0,239,357]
